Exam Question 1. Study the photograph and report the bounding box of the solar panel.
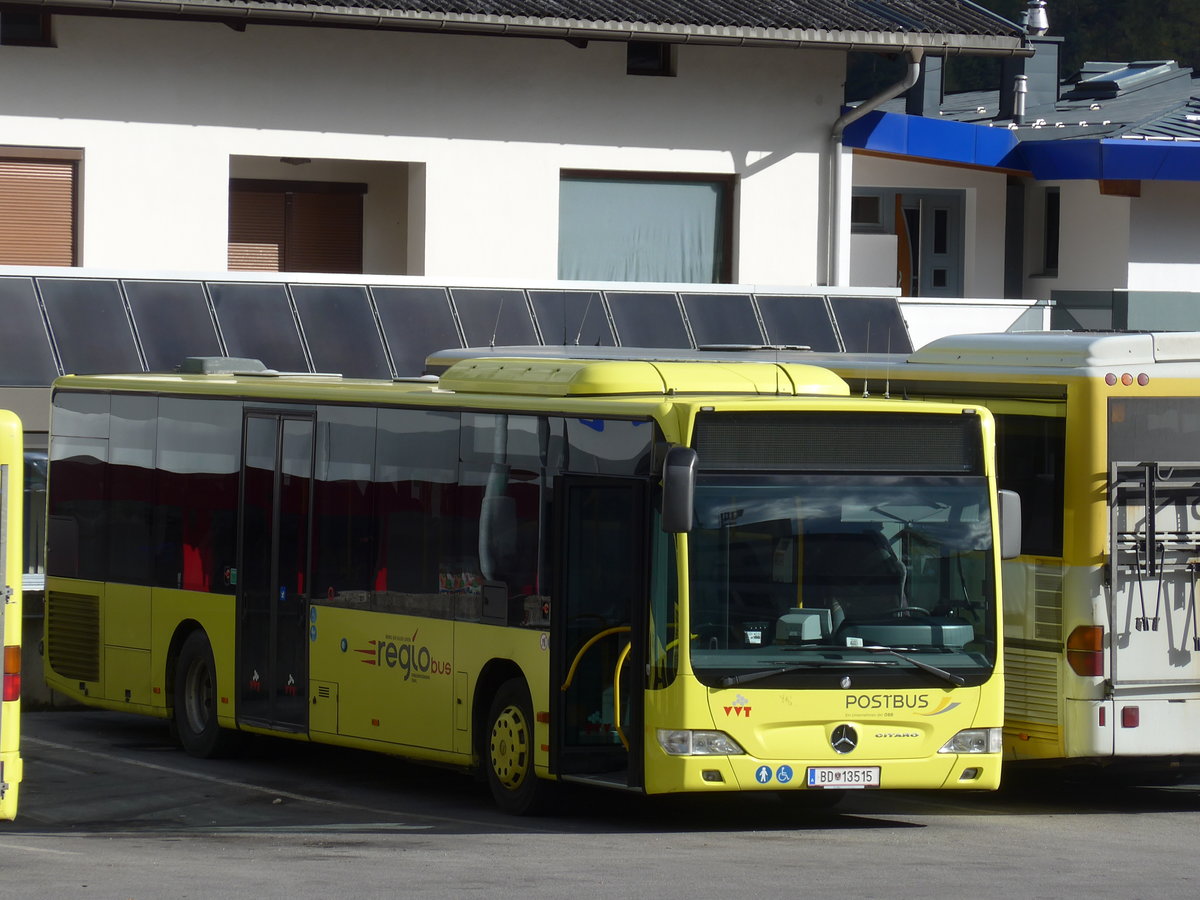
[450,288,538,349]
[829,296,913,353]
[528,290,614,347]
[605,291,691,348]
[123,280,222,372]
[208,282,309,372]
[680,293,763,347]
[754,294,840,351]
[0,277,59,386]
[38,278,142,375]
[372,286,461,376]
[291,284,391,378]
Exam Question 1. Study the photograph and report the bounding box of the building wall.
[849,154,1008,298]
[1024,180,1131,300]
[1128,181,1200,291]
[1,16,845,284]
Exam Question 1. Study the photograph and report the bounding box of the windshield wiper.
[873,647,965,686]
[718,646,966,687]
[718,658,898,687]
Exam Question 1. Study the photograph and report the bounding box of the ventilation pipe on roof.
[825,48,923,286]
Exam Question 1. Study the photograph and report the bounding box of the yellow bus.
[43,354,1013,813]
[815,331,1200,778]
[1,409,23,821]
[501,332,1200,777]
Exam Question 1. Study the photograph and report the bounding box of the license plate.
[805,766,881,788]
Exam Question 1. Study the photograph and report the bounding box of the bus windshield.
[688,474,996,688]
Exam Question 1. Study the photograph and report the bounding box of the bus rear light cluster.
[1066,625,1105,676]
[1105,373,1150,386]
[2,645,19,702]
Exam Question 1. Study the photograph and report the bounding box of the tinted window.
[47,392,110,580]
[108,394,157,584]
[372,287,461,377]
[563,417,654,476]
[313,406,378,597]
[0,276,58,386]
[208,282,308,372]
[374,408,461,610]
[155,397,242,592]
[1109,397,1200,464]
[39,278,142,375]
[680,293,763,347]
[755,295,840,351]
[528,290,614,347]
[605,291,691,348]
[124,280,222,372]
[995,414,1064,558]
[461,414,544,603]
[292,284,391,378]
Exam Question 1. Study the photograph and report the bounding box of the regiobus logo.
[355,630,450,681]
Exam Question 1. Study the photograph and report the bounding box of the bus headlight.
[657,729,745,756]
[938,728,1002,754]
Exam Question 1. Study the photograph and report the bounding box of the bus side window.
[994,414,1064,558]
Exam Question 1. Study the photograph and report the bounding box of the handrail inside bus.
[560,625,630,692]
[613,642,632,751]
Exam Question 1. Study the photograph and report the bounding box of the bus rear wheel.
[174,630,239,758]
[485,679,551,815]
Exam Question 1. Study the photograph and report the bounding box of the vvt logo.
[723,693,752,718]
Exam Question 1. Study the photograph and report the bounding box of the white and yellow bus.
[1,409,23,821]
[43,354,1013,813]
[478,333,1200,777]
[820,331,1200,777]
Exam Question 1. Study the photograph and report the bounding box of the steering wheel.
[888,606,931,617]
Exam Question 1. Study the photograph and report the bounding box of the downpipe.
[825,49,924,287]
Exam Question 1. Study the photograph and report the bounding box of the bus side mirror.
[998,489,1022,560]
[662,446,697,534]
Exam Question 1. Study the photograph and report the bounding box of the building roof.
[15,0,1027,52]
[930,59,1200,142]
[849,51,1200,181]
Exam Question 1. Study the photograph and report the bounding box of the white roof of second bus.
[909,331,1200,369]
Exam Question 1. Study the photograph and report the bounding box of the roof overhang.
[844,109,1026,171]
[11,0,1030,54]
[845,109,1200,182]
[1021,137,1200,182]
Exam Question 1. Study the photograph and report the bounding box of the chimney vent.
[1026,0,1049,36]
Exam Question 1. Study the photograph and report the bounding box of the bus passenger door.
[237,412,314,732]
[552,477,647,789]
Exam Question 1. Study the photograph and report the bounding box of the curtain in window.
[559,177,724,283]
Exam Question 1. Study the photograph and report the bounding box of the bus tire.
[174,630,239,759]
[485,678,551,815]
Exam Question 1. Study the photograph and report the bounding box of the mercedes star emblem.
[830,724,858,754]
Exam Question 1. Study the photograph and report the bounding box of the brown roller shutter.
[228,190,285,271]
[286,191,362,274]
[0,158,76,266]
[228,179,364,274]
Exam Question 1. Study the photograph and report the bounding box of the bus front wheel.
[174,630,238,758]
[485,679,551,815]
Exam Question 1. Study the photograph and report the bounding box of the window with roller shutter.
[0,156,78,266]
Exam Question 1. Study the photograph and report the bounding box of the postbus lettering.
[845,694,930,711]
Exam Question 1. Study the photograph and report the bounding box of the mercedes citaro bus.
[43,353,1015,813]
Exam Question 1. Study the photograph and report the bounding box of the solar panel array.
[0,275,911,386]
